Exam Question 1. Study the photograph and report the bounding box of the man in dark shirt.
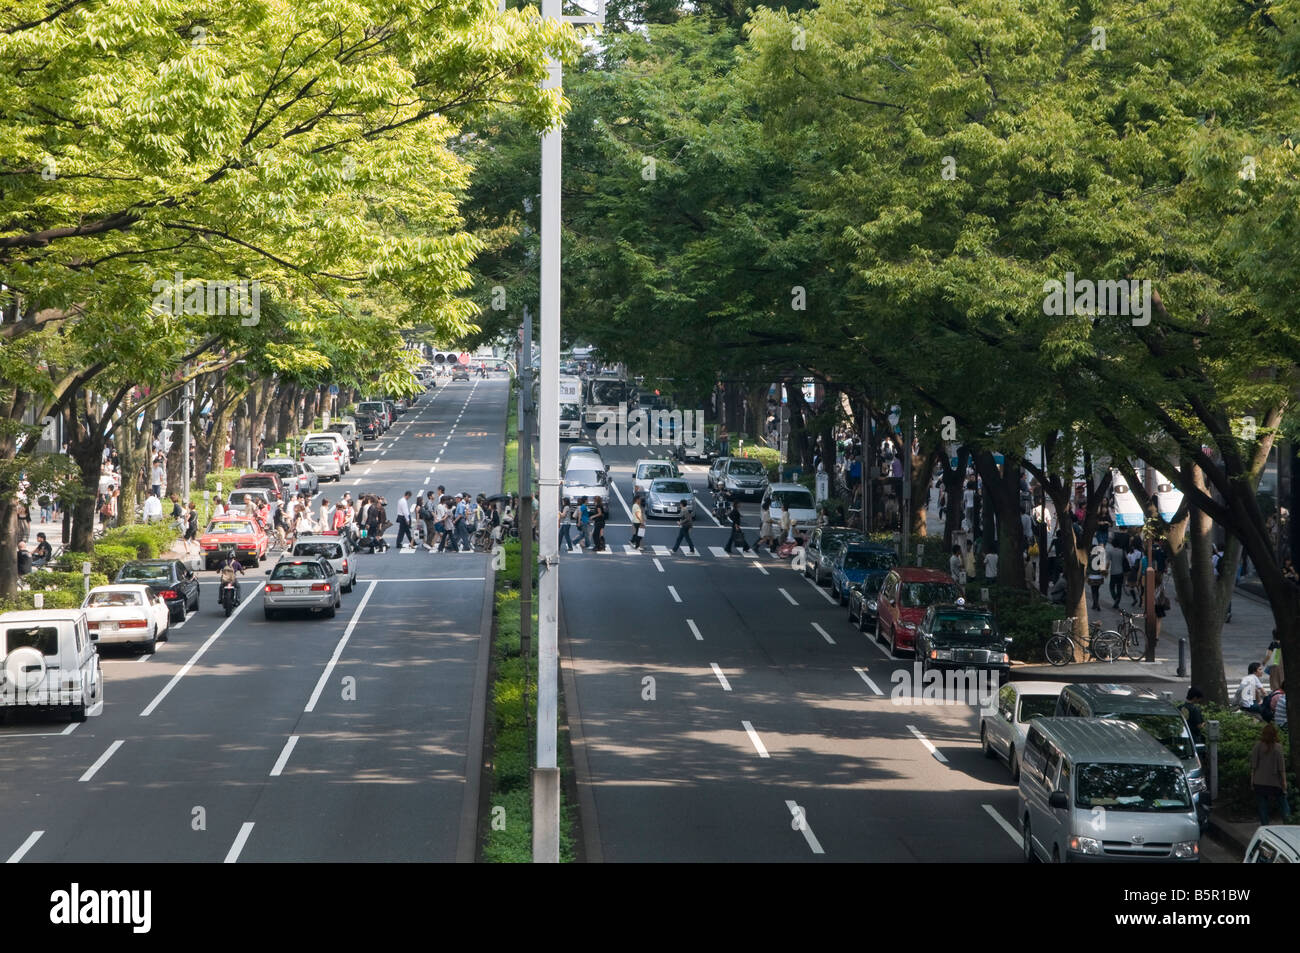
[1182,687,1206,745]
[17,541,33,576]
[31,532,53,569]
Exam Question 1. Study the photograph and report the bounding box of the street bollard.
[916,543,925,566]
[82,560,91,598]
[1177,637,1187,677]
[1206,720,1220,799]
[33,593,43,609]
[980,587,990,603]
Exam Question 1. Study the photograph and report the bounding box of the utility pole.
[181,376,194,505]
[519,309,534,738]
[1144,461,1157,661]
[863,398,873,532]
[531,0,605,865]
[901,412,913,563]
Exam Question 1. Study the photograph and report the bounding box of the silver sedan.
[263,557,341,620]
[646,479,694,519]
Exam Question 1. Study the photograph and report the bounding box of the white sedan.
[979,680,1065,781]
[81,585,170,655]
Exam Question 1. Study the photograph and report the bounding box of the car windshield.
[294,543,343,559]
[566,470,603,486]
[5,625,58,656]
[1076,763,1191,812]
[262,463,293,476]
[590,380,629,404]
[86,591,143,607]
[652,481,689,494]
[271,563,326,580]
[207,521,253,535]
[772,490,814,509]
[304,442,333,456]
[119,564,170,581]
[1102,713,1196,761]
[640,464,675,480]
[729,460,764,476]
[1018,695,1060,721]
[931,613,999,641]
[561,404,581,419]
[844,550,897,571]
[902,582,960,607]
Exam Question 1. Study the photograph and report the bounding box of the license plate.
[101,622,117,631]
[288,585,308,594]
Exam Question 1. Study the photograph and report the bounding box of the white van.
[762,482,817,532]
[302,431,350,469]
[300,436,344,481]
[1019,718,1200,863]
[0,610,104,722]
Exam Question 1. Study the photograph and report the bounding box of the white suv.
[302,431,350,469]
[0,610,103,721]
[300,437,343,481]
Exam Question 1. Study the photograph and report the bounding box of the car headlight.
[1188,775,1206,796]
[988,653,1009,663]
[1172,840,1199,859]
[932,649,953,661]
[866,599,878,612]
[902,622,917,631]
[1070,835,1104,855]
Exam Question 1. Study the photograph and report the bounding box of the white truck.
[559,375,584,440]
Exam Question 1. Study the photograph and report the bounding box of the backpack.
[1262,690,1282,722]
[421,500,435,521]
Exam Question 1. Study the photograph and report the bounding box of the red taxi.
[200,514,270,570]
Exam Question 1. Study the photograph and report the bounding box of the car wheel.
[1023,818,1036,862]
[838,587,848,607]
[143,636,157,656]
[191,589,199,612]
[981,724,996,759]
[875,619,885,645]
[69,703,86,723]
[848,602,857,623]
[248,554,259,568]
[264,609,275,621]
[170,603,183,623]
[1052,845,1062,863]
[1009,747,1020,782]
[830,581,839,602]
[889,627,899,657]
[325,604,337,619]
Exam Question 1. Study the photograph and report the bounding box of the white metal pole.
[533,0,563,863]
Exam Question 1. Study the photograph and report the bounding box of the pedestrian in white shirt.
[1239,662,1267,714]
[395,491,414,549]
[984,549,998,582]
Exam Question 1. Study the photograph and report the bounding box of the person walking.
[559,499,576,552]
[579,497,593,549]
[420,492,438,551]
[592,498,607,552]
[630,495,646,550]
[183,503,199,553]
[1087,538,1106,611]
[436,496,455,553]
[758,501,775,553]
[1250,723,1291,826]
[671,503,696,554]
[454,493,471,552]
[1106,535,1126,608]
[1265,635,1285,691]
[1125,542,1141,607]
[150,457,164,498]
[949,545,966,586]
[395,490,414,549]
[568,498,584,550]
[723,500,750,554]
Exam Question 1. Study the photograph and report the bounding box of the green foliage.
[0,589,83,612]
[204,469,249,495]
[741,446,782,478]
[1203,705,1295,817]
[22,569,109,593]
[986,586,1067,663]
[100,524,177,559]
[88,544,140,578]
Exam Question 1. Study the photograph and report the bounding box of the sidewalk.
[21,515,202,571]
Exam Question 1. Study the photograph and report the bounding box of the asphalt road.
[1,374,507,863]
[557,438,1238,862]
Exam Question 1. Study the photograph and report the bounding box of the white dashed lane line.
[710,663,732,691]
[5,831,43,863]
[742,720,771,758]
[686,619,703,641]
[983,804,1023,848]
[853,666,885,695]
[906,724,948,764]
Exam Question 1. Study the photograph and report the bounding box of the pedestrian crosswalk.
[387,541,790,562]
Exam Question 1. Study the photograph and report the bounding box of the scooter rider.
[219,553,246,606]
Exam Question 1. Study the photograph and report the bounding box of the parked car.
[1244,826,1300,863]
[763,482,817,534]
[113,560,200,622]
[302,431,350,469]
[633,458,681,496]
[914,602,1012,680]
[200,514,270,570]
[326,423,361,462]
[874,567,962,656]
[260,456,318,497]
[0,609,103,721]
[829,543,897,605]
[263,556,341,620]
[646,479,694,519]
[356,401,390,431]
[804,526,868,585]
[281,534,357,593]
[81,584,170,654]
[355,412,380,440]
[1019,718,1200,863]
[981,681,1068,782]
[234,470,285,500]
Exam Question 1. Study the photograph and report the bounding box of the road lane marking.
[866,632,892,659]
[906,725,948,763]
[429,465,437,473]
[811,622,835,645]
[710,663,732,691]
[777,588,798,606]
[982,804,1024,848]
[753,562,769,576]
[686,619,703,641]
[79,740,124,782]
[0,723,79,738]
[652,545,671,556]
[667,585,681,603]
[610,481,635,523]
[364,467,373,475]
[708,546,728,558]
[741,720,770,758]
[363,577,487,582]
[785,800,825,855]
[224,822,255,863]
[652,558,664,573]
[305,580,378,713]
[694,493,723,527]
[141,583,265,717]
[6,831,43,863]
[801,574,837,604]
[853,666,884,695]
[423,477,430,485]
[270,735,300,777]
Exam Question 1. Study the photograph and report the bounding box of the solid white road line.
[710,663,732,691]
[667,585,681,603]
[811,622,835,645]
[652,558,664,573]
[906,724,949,763]
[753,562,769,576]
[6,831,43,863]
[801,574,837,605]
[983,804,1024,848]
[140,583,265,717]
[269,735,300,777]
[224,822,255,863]
[777,587,798,606]
[366,577,487,582]
[610,480,635,523]
[305,580,378,713]
[61,722,78,734]
[741,720,771,758]
[866,632,893,659]
[78,739,124,782]
[853,666,885,695]
[695,493,724,528]
[686,619,703,641]
[785,800,826,855]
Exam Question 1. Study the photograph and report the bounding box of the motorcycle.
[219,579,240,617]
[712,489,732,523]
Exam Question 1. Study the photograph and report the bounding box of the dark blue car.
[830,544,898,605]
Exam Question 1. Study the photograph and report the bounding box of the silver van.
[0,610,104,722]
[1019,718,1200,863]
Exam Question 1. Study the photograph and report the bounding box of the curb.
[1205,815,1250,860]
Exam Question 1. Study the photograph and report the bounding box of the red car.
[874,567,963,656]
[200,515,270,570]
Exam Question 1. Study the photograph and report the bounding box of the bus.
[584,375,636,428]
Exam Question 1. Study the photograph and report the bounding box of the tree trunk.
[66,427,107,554]
[115,401,154,528]
[941,447,971,550]
[783,378,810,469]
[974,451,1027,590]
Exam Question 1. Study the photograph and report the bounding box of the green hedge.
[23,569,110,593]
[0,589,84,611]
[738,445,781,478]
[100,523,177,559]
[986,585,1067,663]
[1203,705,1295,817]
[88,544,140,578]
[204,468,248,495]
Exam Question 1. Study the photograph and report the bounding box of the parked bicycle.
[1112,609,1146,660]
[1044,616,1124,666]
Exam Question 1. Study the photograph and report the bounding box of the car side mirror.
[1048,791,1069,810]
[265,569,272,575]
[185,571,195,579]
